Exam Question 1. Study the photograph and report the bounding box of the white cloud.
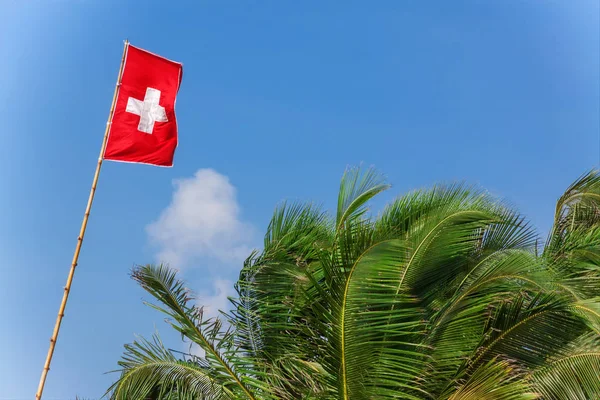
[147,169,253,362]
[146,169,254,269]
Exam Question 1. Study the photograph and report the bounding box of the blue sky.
[1,1,598,398]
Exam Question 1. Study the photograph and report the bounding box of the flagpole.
[36,39,129,400]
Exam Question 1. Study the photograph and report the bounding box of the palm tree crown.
[107,167,600,400]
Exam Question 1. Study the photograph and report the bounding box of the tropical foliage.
[107,167,600,399]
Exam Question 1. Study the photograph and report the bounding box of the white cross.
[126,87,168,134]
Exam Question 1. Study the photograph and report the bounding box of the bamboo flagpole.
[36,40,129,400]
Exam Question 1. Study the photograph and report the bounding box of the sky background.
[0,0,598,398]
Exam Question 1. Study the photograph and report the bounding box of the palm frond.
[336,165,389,231]
[337,239,429,400]
[531,352,600,400]
[447,358,537,400]
[262,201,333,263]
[471,293,589,370]
[547,169,600,261]
[553,169,600,226]
[130,265,265,400]
[547,224,600,299]
[424,250,548,395]
[108,167,600,400]
[106,333,225,400]
[572,297,600,334]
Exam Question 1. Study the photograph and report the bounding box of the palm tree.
[107,167,600,400]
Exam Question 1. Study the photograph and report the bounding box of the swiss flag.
[104,44,183,167]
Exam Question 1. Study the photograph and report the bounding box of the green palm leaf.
[471,294,588,370]
[108,166,600,400]
[336,165,389,231]
[107,333,225,400]
[338,239,429,399]
[447,359,537,400]
[531,352,600,400]
[125,265,264,400]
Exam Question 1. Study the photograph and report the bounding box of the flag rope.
[36,39,130,400]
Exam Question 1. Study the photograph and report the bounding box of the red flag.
[104,44,183,167]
